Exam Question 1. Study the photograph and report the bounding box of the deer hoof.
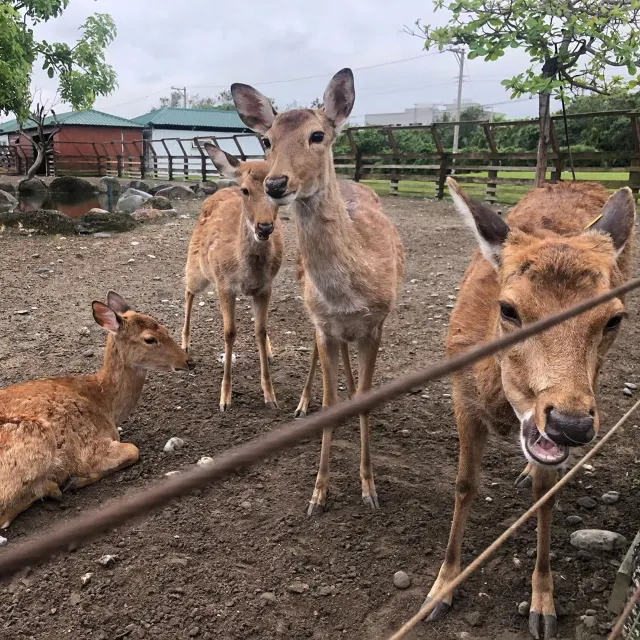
[528,611,557,640]
[62,477,78,492]
[294,408,307,419]
[267,355,274,366]
[422,596,451,622]
[219,403,230,413]
[265,401,278,410]
[362,494,380,510]
[514,469,533,489]
[307,501,325,517]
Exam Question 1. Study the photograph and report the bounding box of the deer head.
[92,292,195,372]
[205,143,280,241]
[449,178,635,469]
[230,68,355,204]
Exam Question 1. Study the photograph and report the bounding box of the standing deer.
[182,144,284,411]
[231,68,405,515]
[425,179,635,639]
[0,292,194,529]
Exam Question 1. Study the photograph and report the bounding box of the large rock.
[570,529,628,553]
[131,208,178,223]
[0,190,18,212]
[96,176,122,197]
[0,182,16,195]
[18,177,48,195]
[149,182,174,195]
[198,182,218,196]
[116,188,152,214]
[141,195,172,211]
[129,180,151,193]
[0,209,76,235]
[154,184,196,200]
[216,179,238,190]
[76,210,139,234]
[49,175,95,197]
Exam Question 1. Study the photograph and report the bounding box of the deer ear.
[322,68,355,132]
[107,291,131,315]
[230,83,277,134]
[590,187,636,256]
[92,301,120,333]
[204,143,241,180]
[448,177,510,269]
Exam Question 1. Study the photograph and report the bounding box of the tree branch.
[559,69,609,93]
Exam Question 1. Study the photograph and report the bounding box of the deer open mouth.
[522,418,569,466]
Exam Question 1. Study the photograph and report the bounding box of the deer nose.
[265,175,288,198]
[186,358,196,371]
[256,222,274,238]
[545,408,595,446]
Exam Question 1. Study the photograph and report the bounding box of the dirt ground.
[1,194,639,640]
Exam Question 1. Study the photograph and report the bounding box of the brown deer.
[0,292,194,529]
[181,144,284,411]
[231,68,405,515]
[425,179,635,639]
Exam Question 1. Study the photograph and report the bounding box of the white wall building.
[365,100,483,126]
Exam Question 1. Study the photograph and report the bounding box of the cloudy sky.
[21,0,547,123]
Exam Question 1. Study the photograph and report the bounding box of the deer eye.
[144,337,158,345]
[604,314,624,332]
[241,187,249,196]
[499,301,521,327]
[310,131,325,144]
[262,138,271,149]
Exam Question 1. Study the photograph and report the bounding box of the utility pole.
[172,86,187,108]
[450,47,465,155]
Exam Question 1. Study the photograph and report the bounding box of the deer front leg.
[252,291,277,409]
[308,330,339,516]
[218,289,236,412]
[425,407,488,620]
[295,339,318,418]
[64,442,139,491]
[529,467,559,640]
[357,332,381,510]
[0,480,62,529]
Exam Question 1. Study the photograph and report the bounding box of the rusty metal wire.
[1,275,640,582]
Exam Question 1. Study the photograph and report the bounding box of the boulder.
[87,208,110,215]
[0,182,17,195]
[49,175,95,197]
[129,180,151,193]
[198,182,218,196]
[131,208,178,223]
[141,195,172,211]
[216,179,238,190]
[154,184,196,200]
[76,210,139,234]
[0,190,18,212]
[149,182,175,195]
[570,529,628,553]
[116,188,152,214]
[96,176,122,197]
[0,209,76,235]
[18,177,48,195]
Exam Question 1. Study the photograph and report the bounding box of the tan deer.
[424,179,635,639]
[181,144,284,411]
[0,292,194,529]
[231,68,405,515]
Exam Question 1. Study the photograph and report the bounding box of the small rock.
[316,586,333,597]
[188,626,200,637]
[601,491,620,505]
[197,456,213,466]
[240,501,252,510]
[625,382,637,390]
[0,536,7,547]
[14,309,30,315]
[464,611,482,627]
[517,601,529,616]
[287,581,309,594]
[260,592,276,603]
[69,592,82,606]
[408,387,423,395]
[97,554,116,567]
[82,349,94,358]
[567,515,583,525]
[577,496,597,509]
[591,576,608,593]
[583,464,595,472]
[393,571,411,589]
[165,471,181,477]
[585,609,597,616]
[570,529,628,552]
[93,232,112,238]
[623,388,633,397]
[34,267,51,274]
[80,572,92,586]
[163,437,185,453]
[583,614,597,629]
[485,496,493,503]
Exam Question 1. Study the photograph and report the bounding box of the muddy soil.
[0,195,639,640]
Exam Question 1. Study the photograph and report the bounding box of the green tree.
[159,90,185,108]
[410,0,640,186]
[0,1,117,120]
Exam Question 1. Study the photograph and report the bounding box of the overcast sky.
[18,0,549,123]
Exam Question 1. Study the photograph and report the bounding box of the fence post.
[549,120,564,183]
[629,115,640,201]
[386,127,400,196]
[345,129,359,182]
[481,123,498,203]
[436,153,450,200]
[117,155,123,178]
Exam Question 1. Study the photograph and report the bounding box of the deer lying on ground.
[182,144,284,411]
[425,179,635,639]
[0,292,194,529]
[231,68,405,515]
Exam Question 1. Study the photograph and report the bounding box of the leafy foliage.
[0,1,117,119]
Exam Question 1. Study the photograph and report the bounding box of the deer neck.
[95,335,147,426]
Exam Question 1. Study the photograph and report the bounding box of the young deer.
[231,69,405,515]
[425,179,635,639]
[182,144,284,411]
[0,292,193,529]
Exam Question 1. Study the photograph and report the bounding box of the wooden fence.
[2,110,639,203]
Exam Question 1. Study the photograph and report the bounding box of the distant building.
[130,107,262,172]
[365,100,487,126]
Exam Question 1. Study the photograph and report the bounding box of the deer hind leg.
[65,441,139,491]
[218,288,236,412]
[425,408,488,620]
[295,339,319,418]
[308,331,339,516]
[356,333,381,510]
[181,266,210,352]
[252,291,277,409]
[529,467,559,640]
[341,342,357,398]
